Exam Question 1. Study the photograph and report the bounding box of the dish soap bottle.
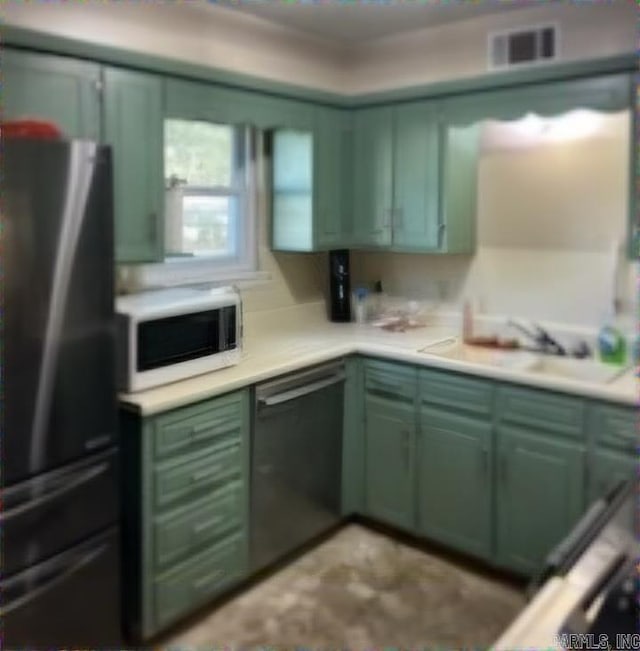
[597,305,627,366]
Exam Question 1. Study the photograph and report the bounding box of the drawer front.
[591,404,637,454]
[154,481,244,571]
[154,533,245,630]
[365,359,416,402]
[153,392,244,461]
[419,369,492,416]
[497,386,584,439]
[154,443,241,510]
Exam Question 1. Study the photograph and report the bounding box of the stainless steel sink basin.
[419,339,626,385]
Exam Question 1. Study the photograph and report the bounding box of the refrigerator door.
[2,448,119,577]
[3,139,116,484]
[1,526,122,649]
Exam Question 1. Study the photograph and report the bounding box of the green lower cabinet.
[364,394,416,530]
[104,67,164,263]
[418,407,492,560]
[496,425,585,576]
[121,389,250,640]
[588,447,636,502]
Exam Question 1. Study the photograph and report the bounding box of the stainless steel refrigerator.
[2,138,121,647]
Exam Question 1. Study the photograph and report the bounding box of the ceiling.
[224,2,532,45]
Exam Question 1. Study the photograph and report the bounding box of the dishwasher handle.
[258,372,346,408]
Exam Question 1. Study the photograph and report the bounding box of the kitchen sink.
[419,340,539,371]
[419,339,627,385]
[527,355,627,385]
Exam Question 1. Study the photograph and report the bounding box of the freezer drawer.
[1,526,121,649]
[2,447,118,576]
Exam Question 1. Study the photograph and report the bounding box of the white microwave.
[116,287,242,393]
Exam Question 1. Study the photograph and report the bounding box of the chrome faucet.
[507,320,567,356]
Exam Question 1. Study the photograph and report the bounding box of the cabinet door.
[588,448,635,503]
[314,108,351,250]
[104,68,163,263]
[364,394,415,530]
[351,107,394,248]
[393,101,440,251]
[271,129,314,252]
[440,123,480,253]
[418,407,492,560]
[3,49,100,140]
[496,425,584,576]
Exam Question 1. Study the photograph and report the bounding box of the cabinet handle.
[481,447,489,473]
[192,568,224,591]
[191,465,222,483]
[193,515,223,535]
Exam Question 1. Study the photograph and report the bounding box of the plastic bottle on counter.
[352,287,369,324]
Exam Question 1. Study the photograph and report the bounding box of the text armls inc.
[555,634,640,650]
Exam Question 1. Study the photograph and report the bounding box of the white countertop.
[119,304,637,415]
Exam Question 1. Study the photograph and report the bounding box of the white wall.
[2,1,347,93]
[349,2,636,94]
[352,111,636,330]
[3,1,634,95]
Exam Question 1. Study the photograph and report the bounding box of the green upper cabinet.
[496,425,585,576]
[392,101,440,251]
[363,394,416,531]
[104,67,164,263]
[418,406,492,560]
[165,77,313,131]
[441,73,633,127]
[315,107,352,249]
[439,122,480,254]
[271,107,351,252]
[351,101,477,253]
[3,48,101,140]
[351,106,394,248]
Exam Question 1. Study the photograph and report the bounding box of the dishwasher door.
[251,361,345,572]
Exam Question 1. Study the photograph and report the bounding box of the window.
[163,119,256,276]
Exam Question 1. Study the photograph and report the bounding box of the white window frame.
[135,123,259,289]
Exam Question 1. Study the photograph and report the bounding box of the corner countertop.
[119,304,637,416]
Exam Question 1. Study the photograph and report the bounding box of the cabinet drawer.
[154,480,244,571]
[365,359,416,402]
[591,404,637,454]
[154,533,245,630]
[419,369,492,416]
[497,386,584,439]
[153,392,244,461]
[154,443,241,510]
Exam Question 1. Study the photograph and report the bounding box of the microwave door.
[137,308,222,372]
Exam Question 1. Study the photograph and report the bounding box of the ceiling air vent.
[489,24,558,70]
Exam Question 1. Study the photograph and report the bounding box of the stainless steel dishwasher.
[251,360,345,572]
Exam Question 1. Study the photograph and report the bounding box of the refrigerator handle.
[1,543,109,616]
[0,462,110,522]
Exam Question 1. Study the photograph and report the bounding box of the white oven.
[116,287,242,393]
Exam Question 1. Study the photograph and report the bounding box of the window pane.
[165,119,233,187]
[166,194,238,258]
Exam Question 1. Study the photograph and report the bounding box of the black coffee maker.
[328,249,351,322]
